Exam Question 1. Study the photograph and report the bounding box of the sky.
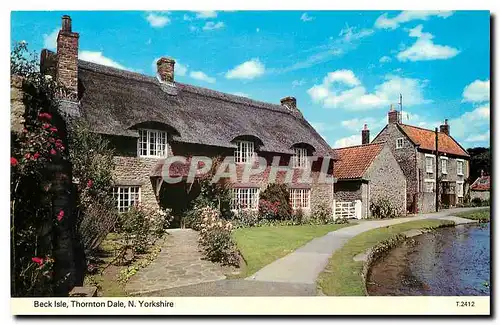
[11,10,490,149]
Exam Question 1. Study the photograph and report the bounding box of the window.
[113,186,141,213]
[138,129,167,158]
[231,188,259,210]
[290,188,311,209]
[424,181,435,193]
[441,157,448,175]
[234,141,255,164]
[456,181,464,197]
[457,160,464,176]
[396,138,404,149]
[293,147,309,168]
[425,155,434,173]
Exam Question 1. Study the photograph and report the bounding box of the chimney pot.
[439,119,450,135]
[280,96,297,110]
[361,124,370,144]
[388,105,400,124]
[157,57,175,84]
[61,15,72,32]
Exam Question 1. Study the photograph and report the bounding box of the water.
[367,223,490,296]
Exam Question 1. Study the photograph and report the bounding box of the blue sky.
[11,10,490,149]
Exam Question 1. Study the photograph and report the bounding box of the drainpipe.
[435,127,439,212]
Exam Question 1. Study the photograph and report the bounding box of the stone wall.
[365,146,407,217]
[11,76,25,134]
[471,191,490,201]
[372,124,418,212]
[334,181,362,201]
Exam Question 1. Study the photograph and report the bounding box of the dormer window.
[234,140,255,164]
[293,147,309,168]
[138,129,167,158]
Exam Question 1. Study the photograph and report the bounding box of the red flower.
[42,123,50,129]
[57,210,64,222]
[50,149,57,155]
[49,127,58,133]
[24,153,31,159]
[22,128,28,133]
[48,137,55,143]
[87,179,93,188]
[31,257,44,266]
[11,157,18,166]
[33,152,40,160]
[38,112,52,120]
[55,142,63,148]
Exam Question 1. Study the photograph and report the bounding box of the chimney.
[388,104,400,124]
[361,124,370,145]
[280,96,297,110]
[439,119,450,135]
[56,15,79,100]
[157,57,175,84]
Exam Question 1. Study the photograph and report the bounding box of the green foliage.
[370,198,398,219]
[231,209,261,228]
[467,147,490,182]
[198,206,239,267]
[258,183,292,220]
[310,202,333,225]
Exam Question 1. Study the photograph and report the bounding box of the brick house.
[372,106,470,213]
[44,16,336,225]
[333,125,406,218]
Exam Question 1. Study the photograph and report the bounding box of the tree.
[467,147,490,181]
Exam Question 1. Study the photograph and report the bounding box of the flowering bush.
[310,202,333,224]
[258,184,292,220]
[258,199,281,220]
[198,206,239,267]
[231,209,260,228]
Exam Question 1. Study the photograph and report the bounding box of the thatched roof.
[77,60,334,157]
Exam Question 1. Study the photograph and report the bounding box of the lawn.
[456,208,490,222]
[232,223,353,278]
[317,219,455,296]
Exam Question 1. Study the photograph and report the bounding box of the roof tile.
[333,143,384,179]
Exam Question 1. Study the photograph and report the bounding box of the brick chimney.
[439,119,450,135]
[157,57,175,84]
[361,124,370,145]
[388,104,400,124]
[280,96,297,110]
[56,15,79,100]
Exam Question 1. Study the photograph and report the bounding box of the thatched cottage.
[44,16,336,224]
[372,107,470,213]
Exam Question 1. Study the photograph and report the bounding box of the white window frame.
[293,147,309,169]
[396,137,404,149]
[231,188,260,211]
[457,159,464,176]
[289,188,311,209]
[113,186,141,213]
[423,179,435,193]
[425,154,435,174]
[441,157,448,175]
[234,140,255,164]
[456,181,464,198]
[137,129,168,158]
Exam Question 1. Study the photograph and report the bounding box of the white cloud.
[202,21,225,31]
[450,104,490,144]
[292,79,306,88]
[231,92,249,98]
[151,58,188,76]
[341,117,386,132]
[379,56,392,63]
[256,28,260,33]
[375,11,453,30]
[465,131,490,143]
[334,135,362,148]
[195,11,218,19]
[397,24,459,62]
[43,28,58,50]
[146,12,170,28]
[225,58,265,80]
[183,14,193,21]
[462,79,490,103]
[79,51,128,70]
[189,26,198,32]
[300,13,314,22]
[338,25,374,42]
[189,70,216,83]
[308,70,430,110]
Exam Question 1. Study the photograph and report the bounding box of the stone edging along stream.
[359,222,464,296]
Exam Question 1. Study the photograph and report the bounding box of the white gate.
[333,200,362,220]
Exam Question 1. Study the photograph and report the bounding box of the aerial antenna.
[399,93,405,121]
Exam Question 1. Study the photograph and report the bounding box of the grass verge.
[456,208,490,222]
[317,219,454,296]
[232,223,353,279]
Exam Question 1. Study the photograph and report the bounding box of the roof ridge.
[78,59,295,117]
[400,123,441,134]
[333,142,383,150]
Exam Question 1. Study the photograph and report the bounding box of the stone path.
[246,208,479,284]
[125,229,225,296]
[128,207,483,296]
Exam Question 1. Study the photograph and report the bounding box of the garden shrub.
[310,202,332,224]
[198,206,239,267]
[231,209,260,228]
[292,208,305,225]
[258,183,292,220]
[370,198,398,219]
[471,197,483,207]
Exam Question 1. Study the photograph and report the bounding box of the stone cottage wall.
[365,146,407,217]
[334,181,362,201]
[372,124,418,212]
[471,191,490,201]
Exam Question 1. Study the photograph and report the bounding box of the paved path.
[246,208,479,284]
[125,229,226,296]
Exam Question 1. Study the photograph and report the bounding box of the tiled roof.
[470,175,490,191]
[333,143,384,179]
[399,124,469,157]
